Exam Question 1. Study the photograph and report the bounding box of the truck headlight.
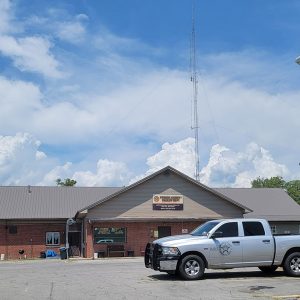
[162,247,180,256]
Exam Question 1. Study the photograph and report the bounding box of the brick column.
[85,219,94,258]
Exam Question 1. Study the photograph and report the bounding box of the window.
[217,222,238,237]
[158,226,171,238]
[270,225,277,234]
[191,221,220,236]
[8,225,17,234]
[243,222,265,236]
[94,227,126,244]
[46,232,60,245]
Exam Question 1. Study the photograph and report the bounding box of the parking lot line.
[272,295,300,300]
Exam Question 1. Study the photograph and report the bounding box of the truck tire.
[283,252,300,276]
[178,255,205,280]
[258,266,278,274]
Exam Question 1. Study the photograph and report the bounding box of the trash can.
[127,250,134,257]
[59,247,67,260]
[40,251,46,259]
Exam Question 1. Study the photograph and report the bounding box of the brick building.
[1,166,300,259]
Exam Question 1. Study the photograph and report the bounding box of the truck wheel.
[283,252,300,276]
[178,255,205,280]
[258,266,278,274]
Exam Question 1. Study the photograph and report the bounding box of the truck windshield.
[191,221,220,236]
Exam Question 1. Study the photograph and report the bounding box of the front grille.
[144,243,162,270]
[144,243,151,267]
[152,244,162,270]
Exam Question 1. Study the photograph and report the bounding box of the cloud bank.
[0,1,298,188]
[0,133,289,188]
[130,138,288,187]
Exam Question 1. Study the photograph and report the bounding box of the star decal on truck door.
[219,242,232,256]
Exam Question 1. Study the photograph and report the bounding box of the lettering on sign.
[152,194,184,210]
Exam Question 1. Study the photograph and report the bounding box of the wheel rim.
[184,259,200,276]
[290,257,300,273]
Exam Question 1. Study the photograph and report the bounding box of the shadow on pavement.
[149,270,286,281]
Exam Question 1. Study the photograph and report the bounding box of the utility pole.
[190,0,200,181]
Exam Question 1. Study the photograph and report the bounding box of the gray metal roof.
[216,188,300,221]
[0,186,121,219]
[1,172,299,221]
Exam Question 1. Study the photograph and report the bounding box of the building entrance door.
[158,226,171,238]
[69,232,81,257]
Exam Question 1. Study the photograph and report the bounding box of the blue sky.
[0,0,300,187]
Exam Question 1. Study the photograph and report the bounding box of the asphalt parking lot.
[0,257,299,300]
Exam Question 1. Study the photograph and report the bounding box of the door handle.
[263,240,270,243]
[232,241,240,244]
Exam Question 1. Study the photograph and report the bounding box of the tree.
[56,178,77,186]
[251,176,300,205]
[251,176,285,188]
[284,180,300,205]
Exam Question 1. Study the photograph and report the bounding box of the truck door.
[211,221,243,268]
[241,221,274,266]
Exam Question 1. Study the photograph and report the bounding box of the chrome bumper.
[145,243,179,272]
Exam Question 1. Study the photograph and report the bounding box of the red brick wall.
[0,221,204,259]
[87,221,202,258]
[0,223,65,260]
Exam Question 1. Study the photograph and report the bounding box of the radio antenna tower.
[190,0,200,181]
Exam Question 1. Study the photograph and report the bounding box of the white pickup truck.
[145,218,300,280]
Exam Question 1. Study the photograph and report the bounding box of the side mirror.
[211,231,223,239]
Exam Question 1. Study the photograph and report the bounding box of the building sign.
[152,194,184,210]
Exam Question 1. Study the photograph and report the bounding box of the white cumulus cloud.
[40,162,73,186]
[146,138,195,175]
[130,138,195,183]
[199,142,289,187]
[0,133,47,185]
[131,138,289,188]
[73,159,129,187]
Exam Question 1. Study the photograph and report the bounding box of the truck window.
[191,221,220,236]
[242,222,265,236]
[217,222,238,237]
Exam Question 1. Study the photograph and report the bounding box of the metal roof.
[216,188,300,221]
[0,186,121,219]
[0,168,299,221]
